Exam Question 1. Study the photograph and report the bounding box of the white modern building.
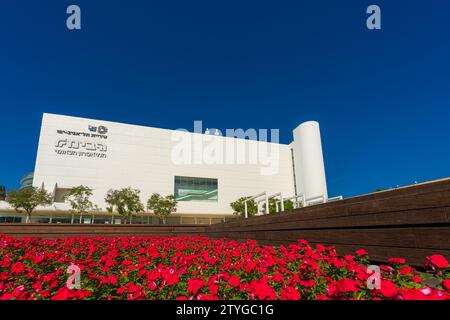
[0,113,329,224]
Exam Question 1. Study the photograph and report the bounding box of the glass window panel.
[174,176,218,202]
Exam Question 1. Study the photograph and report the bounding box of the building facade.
[19,172,34,189]
[1,113,329,223]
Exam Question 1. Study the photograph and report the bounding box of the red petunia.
[271,273,284,283]
[187,276,205,295]
[280,287,300,300]
[413,275,423,283]
[442,279,450,292]
[344,255,354,261]
[51,287,72,300]
[252,282,277,300]
[11,261,25,274]
[164,271,179,286]
[400,266,413,275]
[356,249,368,256]
[0,233,449,301]
[228,275,241,288]
[122,259,133,266]
[376,280,398,298]
[397,288,427,300]
[197,294,219,300]
[117,286,127,294]
[388,257,406,265]
[336,278,359,293]
[427,254,449,269]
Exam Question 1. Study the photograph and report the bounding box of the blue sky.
[0,1,449,198]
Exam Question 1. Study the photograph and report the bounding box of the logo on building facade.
[98,126,108,134]
[88,125,108,135]
[54,139,108,158]
[54,125,109,159]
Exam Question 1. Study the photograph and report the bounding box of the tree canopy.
[63,185,94,215]
[147,193,177,224]
[230,196,258,217]
[261,198,295,214]
[105,187,144,223]
[7,187,53,223]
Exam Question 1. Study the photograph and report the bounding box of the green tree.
[230,196,258,217]
[6,187,53,223]
[262,198,295,214]
[147,193,178,224]
[105,187,144,224]
[63,185,95,224]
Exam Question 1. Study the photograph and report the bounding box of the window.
[0,216,22,223]
[174,176,218,202]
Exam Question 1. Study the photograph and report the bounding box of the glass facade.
[20,172,34,189]
[174,176,218,202]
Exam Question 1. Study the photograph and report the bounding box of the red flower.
[117,286,127,294]
[252,281,277,300]
[11,261,25,274]
[0,233,448,301]
[280,287,300,300]
[426,254,449,269]
[101,274,118,285]
[122,259,133,266]
[377,280,398,298]
[442,279,450,292]
[428,290,450,300]
[147,281,157,291]
[163,270,179,286]
[228,275,241,288]
[187,276,205,295]
[51,287,72,300]
[388,258,406,265]
[271,273,284,283]
[0,292,14,300]
[400,266,413,275]
[344,255,354,261]
[420,286,432,296]
[244,261,256,273]
[197,294,219,300]
[356,249,368,256]
[336,278,359,293]
[398,288,427,300]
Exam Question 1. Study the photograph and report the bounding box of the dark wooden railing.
[0,224,204,238]
[203,178,450,266]
[1,178,449,266]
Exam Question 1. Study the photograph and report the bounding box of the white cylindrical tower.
[291,121,328,203]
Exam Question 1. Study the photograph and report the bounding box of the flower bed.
[0,233,449,300]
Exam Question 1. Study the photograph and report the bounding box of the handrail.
[327,195,343,202]
[268,192,284,212]
[244,192,269,218]
[281,194,305,209]
[305,195,325,206]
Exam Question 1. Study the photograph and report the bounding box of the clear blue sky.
[0,1,449,198]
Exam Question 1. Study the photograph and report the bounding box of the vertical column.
[291,121,328,203]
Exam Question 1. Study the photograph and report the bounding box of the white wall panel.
[33,113,296,215]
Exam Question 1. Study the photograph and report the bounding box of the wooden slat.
[201,227,450,249]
